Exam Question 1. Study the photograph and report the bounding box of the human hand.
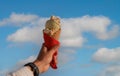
[33,44,59,73]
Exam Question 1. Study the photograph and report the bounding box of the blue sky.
[0,0,120,76]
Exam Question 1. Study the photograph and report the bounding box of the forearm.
[7,61,42,76]
[7,67,34,76]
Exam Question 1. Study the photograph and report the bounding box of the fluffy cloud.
[61,15,119,40]
[0,13,39,26]
[1,13,118,47]
[7,26,43,43]
[96,25,119,40]
[58,49,76,66]
[92,47,120,63]
[92,47,120,76]
[99,65,120,76]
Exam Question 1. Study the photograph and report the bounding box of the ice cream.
[43,16,61,69]
[44,16,61,39]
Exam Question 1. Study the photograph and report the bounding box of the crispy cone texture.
[51,29,61,40]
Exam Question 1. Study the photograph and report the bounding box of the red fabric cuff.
[43,32,60,69]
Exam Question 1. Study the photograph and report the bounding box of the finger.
[48,45,59,55]
[41,44,47,53]
[38,44,47,57]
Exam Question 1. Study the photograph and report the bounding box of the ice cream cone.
[43,16,61,69]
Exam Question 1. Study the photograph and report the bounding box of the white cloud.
[96,25,120,40]
[61,36,85,47]
[61,15,119,40]
[7,26,43,43]
[58,49,76,66]
[0,13,39,26]
[92,47,120,76]
[2,13,119,47]
[6,14,48,44]
[99,65,120,76]
[92,47,120,63]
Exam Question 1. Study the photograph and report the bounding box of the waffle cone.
[51,29,61,40]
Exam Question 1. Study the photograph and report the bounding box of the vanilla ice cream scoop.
[44,16,61,36]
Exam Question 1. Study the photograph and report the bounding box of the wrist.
[33,60,44,73]
[24,62,39,76]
